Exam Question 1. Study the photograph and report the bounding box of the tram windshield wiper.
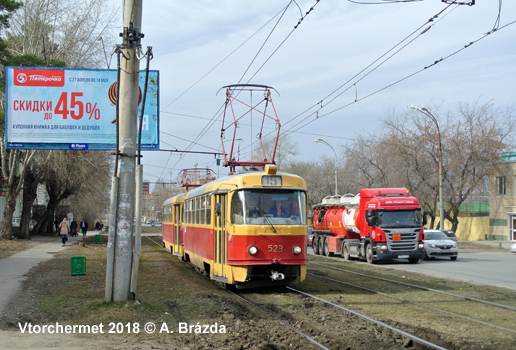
[256,206,276,233]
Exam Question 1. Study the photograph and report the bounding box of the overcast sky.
[122,0,515,189]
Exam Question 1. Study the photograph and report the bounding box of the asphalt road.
[309,247,516,290]
[383,250,516,290]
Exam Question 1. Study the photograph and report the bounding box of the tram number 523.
[268,245,283,253]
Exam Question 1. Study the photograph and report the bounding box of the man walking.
[81,219,89,238]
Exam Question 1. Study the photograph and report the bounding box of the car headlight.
[430,243,437,248]
[248,245,258,256]
[452,243,457,248]
[292,245,302,255]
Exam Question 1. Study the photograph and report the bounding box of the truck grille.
[384,229,420,252]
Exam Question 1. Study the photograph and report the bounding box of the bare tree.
[0,0,118,239]
[382,100,515,232]
[6,0,119,68]
[252,133,298,168]
[0,138,35,239]
[32,150,111,234]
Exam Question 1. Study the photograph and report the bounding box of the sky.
[114,0,516,191]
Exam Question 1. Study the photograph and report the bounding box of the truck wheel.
[319,236,325,255]
[365,244,376,264]
[312,236,320,255]
[341,242,350,260]
[323,237,333,257]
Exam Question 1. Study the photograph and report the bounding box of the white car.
[510,243,516,253]
[423,229,458,261]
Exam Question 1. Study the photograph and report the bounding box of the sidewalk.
[0,234,81,315]
[460,240,514,250]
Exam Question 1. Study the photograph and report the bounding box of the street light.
[315,138,338,195]
[411,105,444,230]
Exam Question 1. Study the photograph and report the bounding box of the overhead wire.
[282,3,457,130]
[161,4,292,112]
[235,2,458,158]
[286,17,516,135]
[157,0,317,182]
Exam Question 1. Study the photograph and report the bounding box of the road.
[383,250,516,290]
[309,247,516,290]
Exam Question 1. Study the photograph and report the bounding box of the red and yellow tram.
[162,164,308,288]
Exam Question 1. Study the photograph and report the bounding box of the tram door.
[173,204,181,255]
[213,194,227,277]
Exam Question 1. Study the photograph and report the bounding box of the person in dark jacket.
[70,219,78,237]
[81,219,89,237]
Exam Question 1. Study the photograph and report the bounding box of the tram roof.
[163,165,307,205]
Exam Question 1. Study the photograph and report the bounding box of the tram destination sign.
[4,66,160,150]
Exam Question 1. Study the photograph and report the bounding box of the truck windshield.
[378,209,423,228]
[230,189,307,225]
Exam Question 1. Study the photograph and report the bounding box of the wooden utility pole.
[106,0,143,302]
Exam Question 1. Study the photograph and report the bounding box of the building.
[489,159,516,241]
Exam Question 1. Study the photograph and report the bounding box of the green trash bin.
[95,234,101,243]
[71,256,86,276]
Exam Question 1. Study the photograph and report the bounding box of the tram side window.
[200,195,205,225]
[206,194,211,225]
[188,200,192,224]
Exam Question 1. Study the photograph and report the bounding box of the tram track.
[309,261,516,312]
[147,235,516,349]
[147,236,450,349]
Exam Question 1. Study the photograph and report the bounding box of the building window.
[497,176,506,195]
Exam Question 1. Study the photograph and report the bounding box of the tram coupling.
[270,271,285,281]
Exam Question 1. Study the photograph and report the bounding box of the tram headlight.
[248,245,258,256]
[292,245,302,255]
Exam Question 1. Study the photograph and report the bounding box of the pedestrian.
[70,218,78,237]
[59,218,70,246]
[54,218,59,235]
[81,219,89,237]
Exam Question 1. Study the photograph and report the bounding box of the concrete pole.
[112,0,143,302]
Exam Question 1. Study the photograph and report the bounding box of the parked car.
[151,221,162,227]
[423,229,458,261]
[441,230,458,242]
[510,243,516,253]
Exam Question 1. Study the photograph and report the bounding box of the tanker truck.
[311,188,426,264]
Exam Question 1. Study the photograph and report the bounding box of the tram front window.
[230,189,307,225]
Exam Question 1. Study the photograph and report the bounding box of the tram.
[162,164,308,288]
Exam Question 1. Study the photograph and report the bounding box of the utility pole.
[106,0,143,302]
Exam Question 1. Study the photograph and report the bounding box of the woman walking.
[59,218,70,246]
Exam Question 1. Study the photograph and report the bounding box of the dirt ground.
[0,235,514,350]
[0,236,323,350]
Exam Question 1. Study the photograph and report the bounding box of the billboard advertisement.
[4,67,159,150]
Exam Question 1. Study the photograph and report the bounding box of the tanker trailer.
[311,188,426,264]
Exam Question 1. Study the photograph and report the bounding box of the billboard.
[4,67,159,150]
